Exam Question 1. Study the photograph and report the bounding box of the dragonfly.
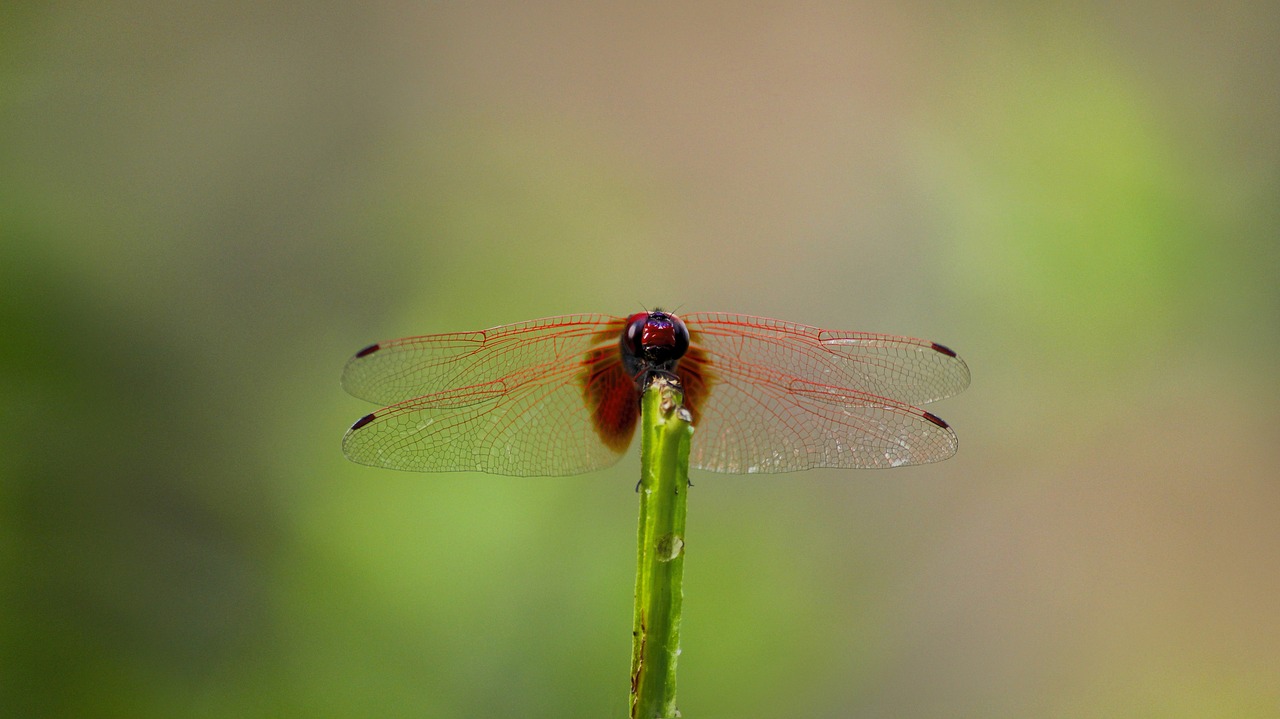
[342,310,969,476]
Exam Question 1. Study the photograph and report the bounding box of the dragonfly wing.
[342,358,639,476]
[678,350,959,473]
[342,314,626,405]
[681,312,970,406]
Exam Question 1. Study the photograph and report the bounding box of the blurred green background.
[3,3,1277,717]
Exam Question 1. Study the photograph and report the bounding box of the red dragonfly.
[342,311,969,475]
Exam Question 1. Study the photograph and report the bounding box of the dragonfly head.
[623,310,690,365]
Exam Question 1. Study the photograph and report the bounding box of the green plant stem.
[630,376,693,719]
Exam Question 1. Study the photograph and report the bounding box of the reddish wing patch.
[674,344,713,428]
[581,347,640,453]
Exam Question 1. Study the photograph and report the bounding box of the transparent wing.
[680,352,959,473]
[677,312,967,473]
[681,312,970,406]
[342,314,626,405]
[342,358,637,476]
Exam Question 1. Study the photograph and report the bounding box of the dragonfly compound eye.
[623,312,650,358]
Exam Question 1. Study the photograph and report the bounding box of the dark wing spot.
[930,342,958,358]
[355,343,381,358]
[349,413,377,431]
[922,411,949,429]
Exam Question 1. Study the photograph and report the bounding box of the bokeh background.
[3,3,1278,717]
